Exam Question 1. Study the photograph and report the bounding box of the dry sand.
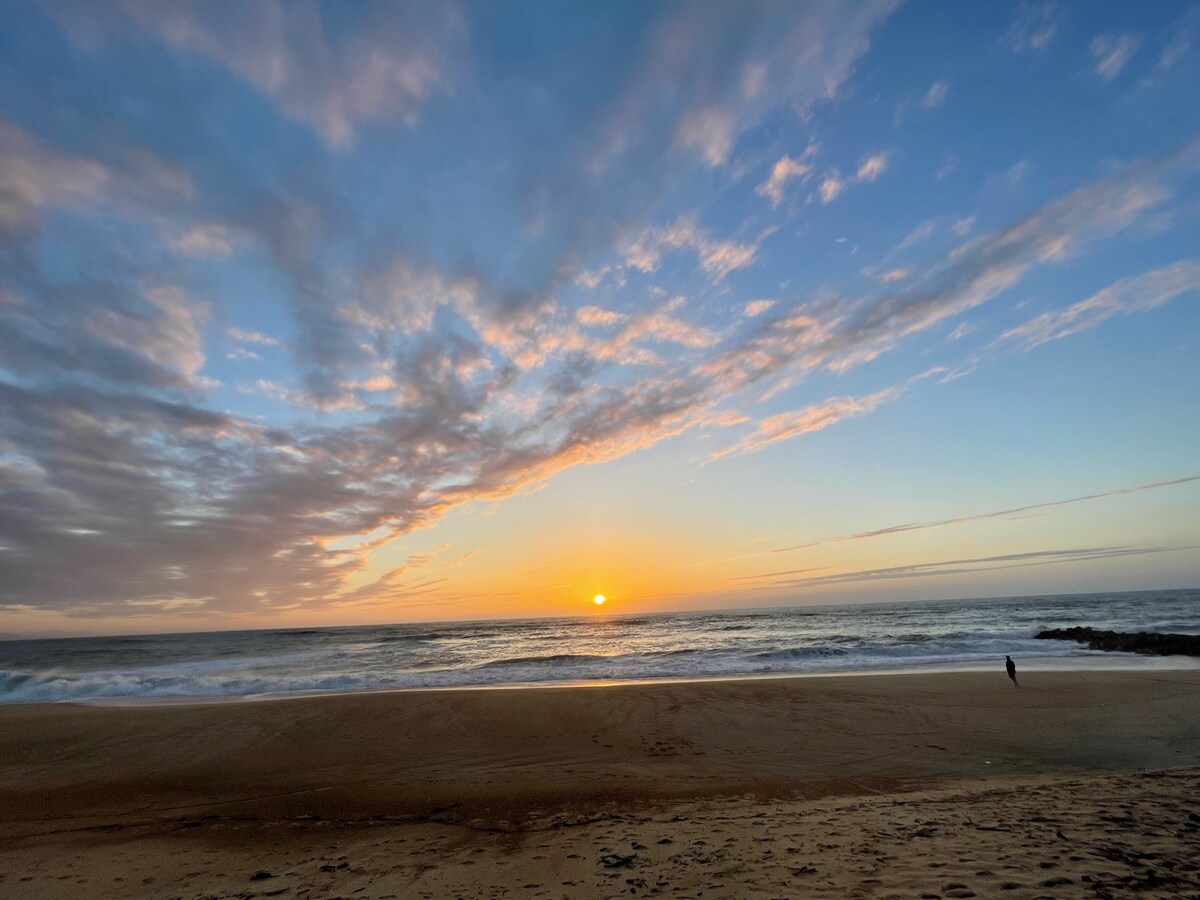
[1,671,1198,898]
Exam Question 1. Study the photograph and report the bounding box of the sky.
[0,1,1197,637]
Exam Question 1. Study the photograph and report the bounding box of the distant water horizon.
[2,589,1198,705]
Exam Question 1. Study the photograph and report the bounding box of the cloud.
[809,144,1195,372]
[1091,33,1140,81]
[713,367,942,459]
[820,152,889,204]
[946,322,975,342]
[590,0,899,168]
[713,385,907,459]
[0,123,107,241]
[894,219,938,252]
[773,476,1200,554]
[345,258,478,336]
[894,80,949,125]
[1004,2,1064,54]
[743,300,775,317]
[951,216,975,237]
[756,145,817,207]
[0,276,211,392]
[624,215,771,283]
[227,327,282,347]
[993,261,1200,352]
[110,1,468,148]
[170,223,239,259]
[922,80,950,108]
[874,268,911,284]
[736,544,1184,590]
[689,142,1195,419]
[0,120,189,245]
[1002,159,1031,187]
[856,153,889,182]
[577,306,625,327]
[819,172,846,204]
[676,108,738,167]
[0,355,717,615]
[1158,10,1197,71]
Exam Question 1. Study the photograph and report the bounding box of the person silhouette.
[1005,655,1018,687]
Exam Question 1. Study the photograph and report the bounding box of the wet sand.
[1,670,1198,898]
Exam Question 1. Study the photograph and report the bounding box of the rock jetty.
[1035,627,1200,657]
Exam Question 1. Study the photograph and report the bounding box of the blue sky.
[0,1,1197,634]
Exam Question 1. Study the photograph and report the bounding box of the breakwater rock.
[1035,627,1200,657]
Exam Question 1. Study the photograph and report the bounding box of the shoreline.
[11,652,1200,709]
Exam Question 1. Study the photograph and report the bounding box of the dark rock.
[1034,627,1200,656]
[250,870,272,880]
[600,853,637,869]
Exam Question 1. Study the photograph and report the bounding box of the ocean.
[1,589,1197,704]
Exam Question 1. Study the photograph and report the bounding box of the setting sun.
[593,594,607,606]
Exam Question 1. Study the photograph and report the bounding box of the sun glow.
[592,594,607,606]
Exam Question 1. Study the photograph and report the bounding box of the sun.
[592,594,607,606]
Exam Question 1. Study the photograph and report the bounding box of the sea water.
[1,589,1197,704]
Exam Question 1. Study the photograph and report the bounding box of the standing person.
[1005,655,1018,687]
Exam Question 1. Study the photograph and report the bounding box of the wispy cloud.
[0,120,189,243]
[624,215,773,283]
[586,2,896,171]
[743,299,776,318]
[945,260,1200,379]
[873,267,912,284]
[856,153,890,182]
[773,476,1200,554]
[1158,9,1197,71]
[922,80,950,108]
[756,145,817,207]
[170,223,239,259]
[737,544,1188,590]
[1004,2,1064,54]
[819,151,889,204]
[808,143,1195,373]
[713,367,943,459]
[97,1,468,147]
[994,261,1200,351]
[227,327,281,347]
[819,171,846,204]
[1091,33,1140,81]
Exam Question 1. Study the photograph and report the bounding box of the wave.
[3,590,1196,704]
[475,652,613,668]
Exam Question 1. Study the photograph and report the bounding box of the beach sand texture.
[1,671,1198,898]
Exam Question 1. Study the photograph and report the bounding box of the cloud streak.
[114,0,468,147]
[713,367,943,459]
[773,476,1200,554]
[993,261,1200,351]
[737,544,1191,591]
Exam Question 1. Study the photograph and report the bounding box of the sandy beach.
[1,670,1198,898]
